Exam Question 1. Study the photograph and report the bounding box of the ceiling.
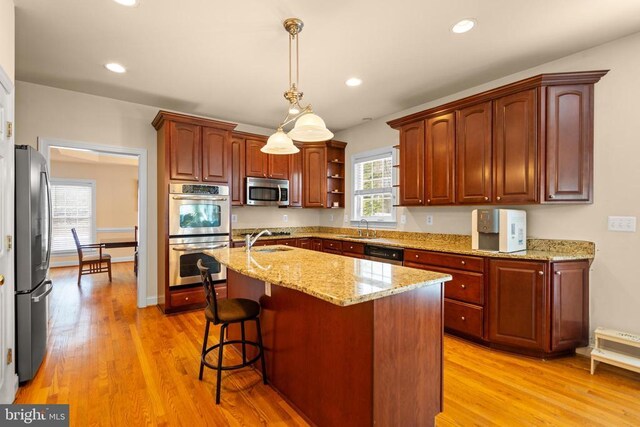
[14,0,640,132]
[50,147,139,166]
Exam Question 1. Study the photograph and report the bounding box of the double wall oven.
[168,183,230,287]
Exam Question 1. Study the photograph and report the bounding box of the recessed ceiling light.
[104,63,126,73]
[113,0,139,6]
[451,19,476,34]
[345,77,363,87]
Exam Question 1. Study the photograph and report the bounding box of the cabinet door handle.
[549,194,555,199]
[484,196,489,201]
[185,297,190,301]
[427,199,431,203]
[415,254,419,258]
[555,271,561,275]
[419,199,422,203]
[538,271,544,276]
[461,260,466,265]
[496,196,501,201]
[461,284,466,289]
[461,316,466,321]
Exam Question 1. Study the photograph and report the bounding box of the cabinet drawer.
[406,262,484,305]
[323,239,343,252]
[274,238,297,247]
[213,284,227,300]
[342,242,365,255]
[405,249,484,273]
[170,288,206,308]
[444,299,483,339]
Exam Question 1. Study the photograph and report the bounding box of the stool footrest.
[202,340,263,371]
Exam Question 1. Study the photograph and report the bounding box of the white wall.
[0,0,14,82]
[15,82,319,300]
[325,31,640,338]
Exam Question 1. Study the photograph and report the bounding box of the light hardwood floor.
[15,263,640,426]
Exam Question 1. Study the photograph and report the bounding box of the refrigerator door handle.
[42,170,53,268]
[32,280,53,303]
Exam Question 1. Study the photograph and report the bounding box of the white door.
[0,69,17,403]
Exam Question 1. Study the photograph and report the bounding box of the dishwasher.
[364,244,404,265]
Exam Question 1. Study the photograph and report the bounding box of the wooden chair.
[71,228,112,286]
[197,259,268,404]
[134,225,139,276]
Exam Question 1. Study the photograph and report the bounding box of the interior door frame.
[0,64,18,403]
[38,138,149,308]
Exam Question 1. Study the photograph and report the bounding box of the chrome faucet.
[358,219,369,237]
[245,229,272,251]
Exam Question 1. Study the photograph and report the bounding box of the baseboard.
[146,296,158,306]
[51,256,134,268]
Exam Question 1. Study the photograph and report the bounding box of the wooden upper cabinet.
[425,113,455,205]
[456,102,492,204]
[488,259,547,351]
[268,152,289,179]
[231,136,245,205]
[169,122,201,181]
[399,121,425,206]
[303,145,326,207]
[493,89,538,204]
[245,138,269,178]
[545,85,593,202]
[201,127,229,183]
[289,147,303,207]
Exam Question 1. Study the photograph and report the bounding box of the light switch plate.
[400,214,407,224]
[231,214,238,223]
[608,216,636,232]
[282,214,288,223]
[426,215,434,226]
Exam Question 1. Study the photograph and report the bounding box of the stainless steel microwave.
[245,177,289,206]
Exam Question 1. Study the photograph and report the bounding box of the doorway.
[38,138,148,308]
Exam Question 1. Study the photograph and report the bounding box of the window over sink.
[351,147,396,224]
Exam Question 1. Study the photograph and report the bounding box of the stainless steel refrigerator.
[15,145,53,382]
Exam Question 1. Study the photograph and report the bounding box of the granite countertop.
[206,246,452,307]
[231,229,595,262]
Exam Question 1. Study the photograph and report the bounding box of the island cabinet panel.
[488,259,547,351]
[493,89,538,204]
[245,138,269,178]
[169,122,201,181]
[551,261,589,351]
[288,147,303,207]
[398,121,425,206]
[225,269,444,427]
[425,113,456,205]
[545,85,593,202]
[456,102,493,204]
[303,145,327,207]
[231,136,245,205]
[201,126,230,183]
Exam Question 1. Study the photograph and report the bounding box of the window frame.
[50,178,97,255]
[350,147,397,226]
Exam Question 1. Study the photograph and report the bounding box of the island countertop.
[206,246,452,306]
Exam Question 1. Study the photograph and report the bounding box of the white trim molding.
[38,137,149,308]
[97,227,136,233]
[0,65,13,95]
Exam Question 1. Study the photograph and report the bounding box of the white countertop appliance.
[472,209,526,253]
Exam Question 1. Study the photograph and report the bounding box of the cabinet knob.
[415,254,419,258]
[496,196,501,201]
[461,284,466,289]
[461,316,466,321]
[185,297,190,301]
[549,194,555,199]
[538,271,544,276]
[555,271,562,275]
[419,199,422,203]
[427,199,431,203]
[461,260,466,265]
[484,196,489,201]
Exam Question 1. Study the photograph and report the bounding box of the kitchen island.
[206,246,451,427]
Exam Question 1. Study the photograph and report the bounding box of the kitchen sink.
[335,235,378,240]
[253,247,295,253]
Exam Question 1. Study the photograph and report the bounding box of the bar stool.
[197,259,268,404]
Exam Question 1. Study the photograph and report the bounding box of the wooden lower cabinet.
[342,242,365,258]
[551,261,590,351]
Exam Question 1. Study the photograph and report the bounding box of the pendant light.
[262,18,334,155]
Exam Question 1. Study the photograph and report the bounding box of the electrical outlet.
[282,214,288,223]
[344,214,349,223]
[608,216,636,232]
[400,214,407,224]
[329,214,334,222]
[231,214,238,223]
[426,215,434,226]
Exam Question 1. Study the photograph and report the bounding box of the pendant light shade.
[287,112,334,142]
[261,128,300,154]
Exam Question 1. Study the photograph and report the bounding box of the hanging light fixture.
[262,18,334,155]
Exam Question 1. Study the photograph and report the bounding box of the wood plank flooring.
[14,263,640,426]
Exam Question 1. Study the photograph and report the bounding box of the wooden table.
[99,238,138,249]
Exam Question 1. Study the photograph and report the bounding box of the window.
[51,179,96,253]
[352,148,396,223]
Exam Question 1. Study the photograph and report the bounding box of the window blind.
[51,181,94,253]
